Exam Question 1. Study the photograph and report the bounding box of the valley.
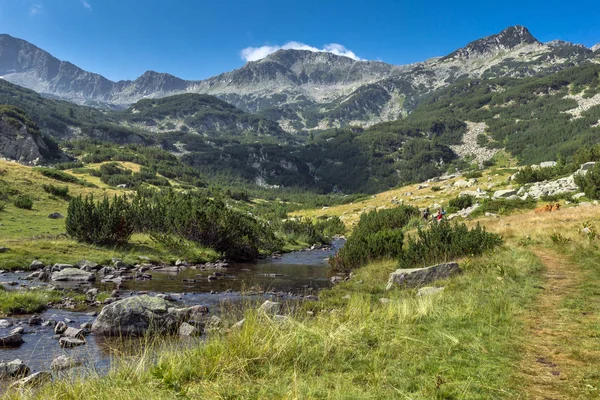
[1,20,600,399]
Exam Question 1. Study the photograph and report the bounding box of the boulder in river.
[63,327,85,339]
[0,319,13,329]
[0,359,30,378]
[0,333,24,348]
[50,355,82,371]
[59,337,86,348]
[386,262,461,291]
[29,260,45,270]
[51,268,95,282]
[54,321,68,334]
[91,295,199,337]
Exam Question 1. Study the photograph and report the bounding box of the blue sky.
[0,0,599,82]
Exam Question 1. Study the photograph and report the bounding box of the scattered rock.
[48,212,64,219]
[10,371,51,389]
[51,268,95,282]
[54,321,68,335]
[386,262,462,291]
[178,322,201,336]
[417,287,445,296]
[258,300,282,315]
[453,180,471,188]
[10,327,25,335]
[573,192,586,199]
[493,189,518,198]
[0,333,24,348]
[78,260,100,272]
[59,337,86,348]
[231,319,245,330]
[63,327,85,339]
[0,319,13,329]
[50,355,82,371]
[0,359,30,378]
[29,260,45,270]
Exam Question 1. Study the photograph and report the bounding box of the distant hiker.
[437,209,443,222]
[423,208,430,220]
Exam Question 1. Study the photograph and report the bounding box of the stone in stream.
[0,359,30,378]
[386,262,462,291]
[0,319,13,328]
[10,371,52,389]
[91,295,202,337]
[51,268,95,282]
[10,327,25,335]
[63,327,85,339]
[0,333,24,348]
[59,337,86,348]
[54,321,68,335]
[50,355,82,371]
[78,260,100,272]
[28,316,43,326]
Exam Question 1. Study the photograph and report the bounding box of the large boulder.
[91,295,198,337]
[0,359,30,378]
[386,262,461,291]
[51,268,95,282]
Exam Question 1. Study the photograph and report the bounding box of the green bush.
[463,170,483,179]
[35,167,79,183]
[399,221,503,269]
[431,185,442,192]
[66,194,134,246]
[447,195,474,213]
[471,198,536,216]
[13,195,33,210]
[42,184,69,198]
[575,163,600,199]
[331,205,419,271]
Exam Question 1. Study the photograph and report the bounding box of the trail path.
[518,249,596,399]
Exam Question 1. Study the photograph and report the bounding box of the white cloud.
[240,41,364,62]
[81,0,92,11]
[29,3,42,15]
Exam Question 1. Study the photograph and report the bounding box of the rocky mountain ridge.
[0,26,598,133]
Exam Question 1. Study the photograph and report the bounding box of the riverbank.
[5,205,599,399]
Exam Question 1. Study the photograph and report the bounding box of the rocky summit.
[1,25,599,132]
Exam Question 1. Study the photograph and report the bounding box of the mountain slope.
[1,26,598,132]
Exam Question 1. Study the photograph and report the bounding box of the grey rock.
[539,161,557,168]
[10,371,51,389]
[0,359,30,378]
[48,212,64,219]
[53,263,74,271]
[573,192,586,199]
[453,180,471,188]
[29,260,45,270]
[91,295,199,337]
[50,355,82,371]
[59,337,86,348]
[178,322,201,336]
[0,333,24,348]
[11,327,25,335]
[258,300,283,315]
[0,319,13,328]
[80,321,93,331]
[386,262,462,291]
[78,260,100,271]
[417,286,445,296]
[63,327,85,339]
[51,268,95,282]
[54,321,67,334]
[493,189,517,198]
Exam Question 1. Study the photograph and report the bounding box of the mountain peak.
[442,25,540,60]
[592,43,600,52]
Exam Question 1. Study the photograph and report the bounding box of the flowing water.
[0,239,344,384]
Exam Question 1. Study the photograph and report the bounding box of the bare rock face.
[0,112,49,164]
[386,262,461,291]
